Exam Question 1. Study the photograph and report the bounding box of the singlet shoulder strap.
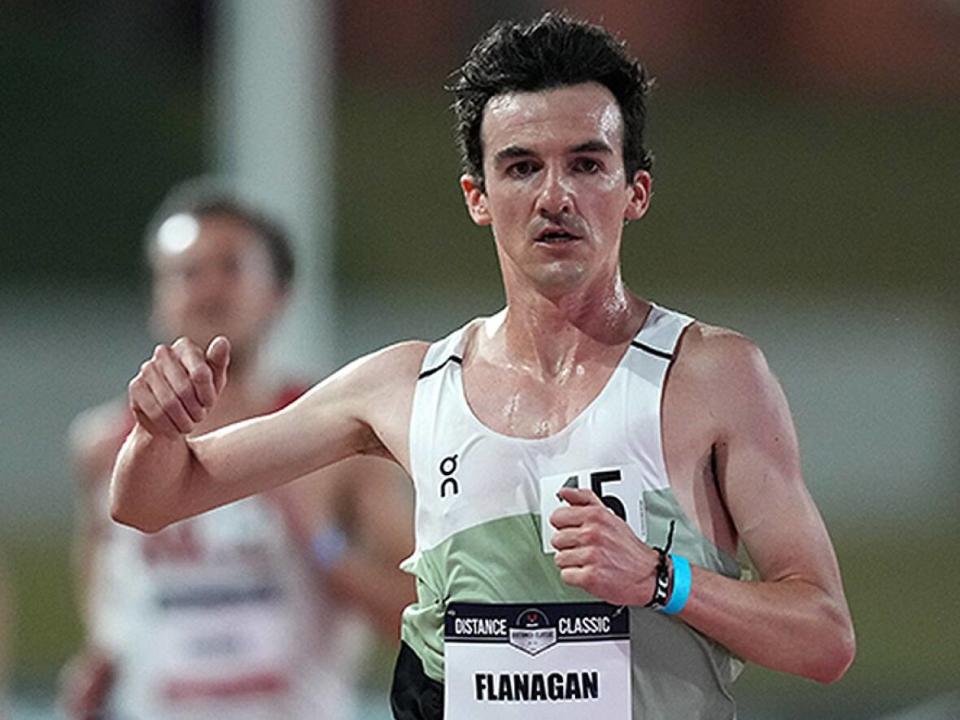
[416,321,474,381]
[630,304,694,361]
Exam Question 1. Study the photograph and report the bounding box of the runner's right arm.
[110,336,425,533]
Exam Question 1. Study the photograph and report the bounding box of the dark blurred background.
[1,1,958,718]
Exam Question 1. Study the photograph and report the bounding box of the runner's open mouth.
[534,229,581,244]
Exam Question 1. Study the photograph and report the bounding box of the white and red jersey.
[87,389,366,720]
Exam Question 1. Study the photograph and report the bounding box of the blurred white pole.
[211,0,335,378]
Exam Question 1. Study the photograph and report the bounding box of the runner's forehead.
[152,214,267,267]
[481,83,625,159]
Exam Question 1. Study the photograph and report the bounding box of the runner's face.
[462,82,650,297]
[150,214,284,352]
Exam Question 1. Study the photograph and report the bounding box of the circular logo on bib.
[509,608,557,656]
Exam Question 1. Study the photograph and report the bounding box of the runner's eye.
[572,157,601,174]
[176,264,200,283]
[221,255,242,278]
[507,160,539,179]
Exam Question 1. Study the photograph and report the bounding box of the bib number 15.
[539,466,648,553]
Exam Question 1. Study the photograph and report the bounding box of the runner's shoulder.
[330,340,431,395]
[370,339,432,370]
[677,321,773,394]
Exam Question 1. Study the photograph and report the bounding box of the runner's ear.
[624,170,651,222]
[461,175,491,226]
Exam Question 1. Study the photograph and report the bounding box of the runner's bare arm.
[110,337,426,533]
[67,405,126,623]
[552,326,855,683]
[321,457,416,637]
[279,456,416,638]
[671,328,855,682]
[58,407,123,719]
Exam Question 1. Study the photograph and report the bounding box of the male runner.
[62,185,413,719]
[110,15,855,720]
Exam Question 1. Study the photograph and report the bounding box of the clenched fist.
[128,336,230,438]
[550,486,658,606]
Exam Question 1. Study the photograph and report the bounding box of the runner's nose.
[535,167,574,217]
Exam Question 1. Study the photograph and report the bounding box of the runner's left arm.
[551,331,855,683]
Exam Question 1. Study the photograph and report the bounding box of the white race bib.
[150,582,295,699]
[444,602,631,719]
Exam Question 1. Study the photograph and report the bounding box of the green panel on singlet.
[401,488,742,684]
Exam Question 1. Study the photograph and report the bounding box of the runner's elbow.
[824,628,856,684]
[109,485,169,534]
[807,617,856,684]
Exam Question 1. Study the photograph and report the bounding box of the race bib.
[539,466,648,553]
[150,581,295,696]
[444,602,631,718]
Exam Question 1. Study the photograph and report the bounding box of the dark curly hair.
[449,12,653,190]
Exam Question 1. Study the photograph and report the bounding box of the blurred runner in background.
[60,182,414,720]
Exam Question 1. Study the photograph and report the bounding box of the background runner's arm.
[281,456,416,638]
[58,407,122,719]
[323,457,416,637]
[67,412,117,627]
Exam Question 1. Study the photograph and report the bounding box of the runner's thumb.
[205,335,231,392]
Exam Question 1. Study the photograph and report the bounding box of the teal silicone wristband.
[661,554,691,615]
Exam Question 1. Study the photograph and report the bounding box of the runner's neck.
[480,284,649,380]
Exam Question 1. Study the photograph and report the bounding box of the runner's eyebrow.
[570,140,613,155]
[493,145,535,164]
[493,140,613,166]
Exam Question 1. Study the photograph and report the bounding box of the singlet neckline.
[452,304,659,444]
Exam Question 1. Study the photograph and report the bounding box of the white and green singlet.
[400,304,744,720]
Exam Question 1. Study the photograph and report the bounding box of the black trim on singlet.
[630,340,673,361]
[391,641,444,719]
[417,355,463,380]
